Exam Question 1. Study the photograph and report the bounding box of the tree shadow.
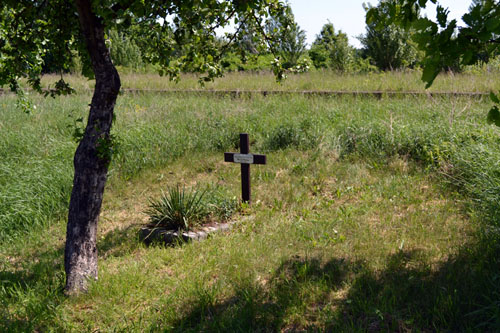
[331,237,500,332]
[165,256,357,332]
[163,235,500,332]
[0,223,141,331]
[0,244,65,331]
[97,223,142,258]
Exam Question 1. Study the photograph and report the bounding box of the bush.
[309,23,353,71]
[359,2,419,71]
[146,185,207,231]
[108,29,143,69]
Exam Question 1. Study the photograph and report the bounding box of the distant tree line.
[41,1,499,75]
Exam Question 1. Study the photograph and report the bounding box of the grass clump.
[146,185,239,231]
[265,120,319,151]
[146,185,207,230]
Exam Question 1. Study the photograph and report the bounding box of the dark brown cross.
[224,133,266,204]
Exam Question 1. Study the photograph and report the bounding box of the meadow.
[1,71,499,331]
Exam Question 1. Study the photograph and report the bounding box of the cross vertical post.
[240,133,251,203]
[224,133,266,205]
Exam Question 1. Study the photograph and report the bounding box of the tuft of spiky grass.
[146,185,207,231]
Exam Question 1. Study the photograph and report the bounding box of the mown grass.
[0,91,499,331]
[31,68,500,93]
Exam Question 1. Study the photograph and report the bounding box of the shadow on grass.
[165,236,500,332]
[166,256,354,332]
[97,223,142,258]
[333,239,500,332]
[0,244,65,332]
[0,223,141,332]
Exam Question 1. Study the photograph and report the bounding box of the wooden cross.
[224,133,266,204]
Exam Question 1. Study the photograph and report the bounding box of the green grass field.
[1,73,499,331]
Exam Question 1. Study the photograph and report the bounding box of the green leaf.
[479,29,492,42]
[462,49,474,65]
[413,18,434,30]
[462,13,473,26]
[489,91,500,104]
[485,17,500,31]
[487,106,500,127]
[422,63,438,88]
[418,0,428,7]
[436,5,449,27]
[366,9,376,25]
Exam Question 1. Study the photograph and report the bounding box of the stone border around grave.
[139,221,236,246]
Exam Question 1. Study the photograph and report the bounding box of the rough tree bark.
[64,0,120,294]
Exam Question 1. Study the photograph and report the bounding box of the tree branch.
[216,12,250,59]
[110,0,135,15]
[206,8,237,36]
[251,12,278,55]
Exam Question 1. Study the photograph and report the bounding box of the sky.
[287,0,475,48]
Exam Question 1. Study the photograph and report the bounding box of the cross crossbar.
[224,153,266,164]
[224,133,267,204]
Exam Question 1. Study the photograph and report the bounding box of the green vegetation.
[0,80,499,330]
[146,185,238,231]
[265,6,307,70]
[146,185,208,231]
[359,18,419,71]
[309,23,354,71]
[367,0,500,86]
[2,0,498,315]
[107,29,143,70]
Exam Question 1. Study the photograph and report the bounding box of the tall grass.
[0,95,83,240]
[1,93,499,241]
[27,69,500,93]
[111,93,500,226]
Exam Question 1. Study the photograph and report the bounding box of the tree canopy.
[309,23,352,71]
[0,0,290,90]
[366,0,500,85]
[265,6,306,69]
[360,3,419,71]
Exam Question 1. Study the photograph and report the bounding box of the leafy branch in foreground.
[487,91,500,127]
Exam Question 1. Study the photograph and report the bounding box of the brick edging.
[139,221,236,245]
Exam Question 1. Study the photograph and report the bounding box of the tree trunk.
[65,0,120,294]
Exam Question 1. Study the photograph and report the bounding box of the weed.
[204,186,240,220]
[266,124,301,150]
[145,185,239,231]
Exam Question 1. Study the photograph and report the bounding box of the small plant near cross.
[146,185,239,231]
